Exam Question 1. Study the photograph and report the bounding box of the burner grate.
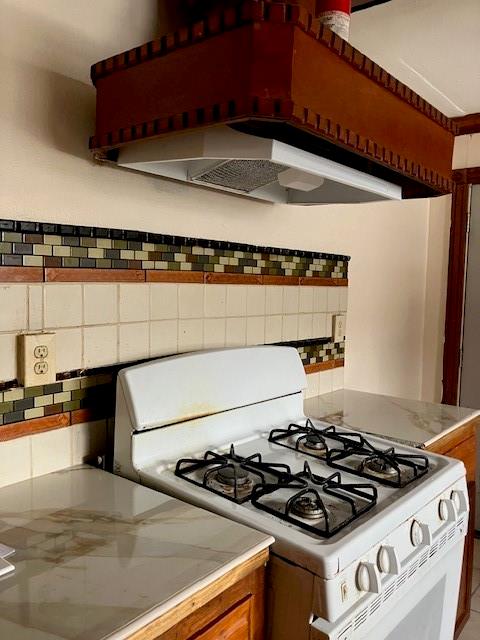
[251,461,377,538]
[174,444,293,504]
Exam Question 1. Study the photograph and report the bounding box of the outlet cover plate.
[17,332,56,387]
[333,314,346,343]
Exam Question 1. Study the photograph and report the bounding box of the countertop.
[304,389,479,448]
[0,466,273,640]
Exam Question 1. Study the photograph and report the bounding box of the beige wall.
[0,0,450,402]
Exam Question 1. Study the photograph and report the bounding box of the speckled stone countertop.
[0,466,272,640]
[304,389,479,448]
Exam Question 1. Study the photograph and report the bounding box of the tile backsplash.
[0,217,349,488]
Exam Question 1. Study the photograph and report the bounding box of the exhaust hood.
[90,0,455,204]
[118,126,401,204]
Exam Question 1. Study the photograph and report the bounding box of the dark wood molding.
[90,0,454,197]
[452,113,480,136]
[442,168,480,405]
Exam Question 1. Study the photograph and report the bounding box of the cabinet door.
[191,598,251,640]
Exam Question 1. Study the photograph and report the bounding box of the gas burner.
[327,440,429,488]
[175,444,293,504]
[303,433,328,453]
[290,494,326,520]
[252,462,377,538]
[216,465,250,487]
[359,456,398,479]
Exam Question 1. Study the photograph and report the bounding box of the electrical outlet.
[17,332,56,387]
[333,314,346,343]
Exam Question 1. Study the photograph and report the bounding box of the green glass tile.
[24,385,44,398]
[0,401,14,414]
[62,400,81,412]
[0,242,12,253]
[72,388,87,401]
[63,257,79,267]
[113,240,128,249]
[3,232,22,242]
[71,247,88,258]
[96,259,112,269]
[80,237,97,248]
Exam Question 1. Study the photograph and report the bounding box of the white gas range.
[114,346,468,640]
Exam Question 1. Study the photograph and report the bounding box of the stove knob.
[356,562,381,594]
[377,545,400,575]
[450,490,468,514]
[439,499,456,522]
[410,520,432,547]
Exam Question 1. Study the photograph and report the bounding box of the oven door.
[310,540,464,640]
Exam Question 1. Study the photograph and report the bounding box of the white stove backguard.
[114,345,305,480]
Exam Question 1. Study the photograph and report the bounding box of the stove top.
[173,418,427,538]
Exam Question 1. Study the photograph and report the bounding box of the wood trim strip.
[304,358,344,374]
[0,267,347,286]
[126,549,269,640]
[0,267,43,282]
[0,412,70,442]
[453,168,480,185]
[205,273,263,285]
[452,113,480,136]
[45,268,145,282]
[146,270,204,283]
[442,183,471,405]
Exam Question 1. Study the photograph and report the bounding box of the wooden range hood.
[90,0,456,200]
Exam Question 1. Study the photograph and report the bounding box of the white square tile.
[84,325,118,367]
[204,318,226,348]
[44,284,82,328]
[305,373,320,399]
[205,285,226,318]
[313,313,328,338]
[265,286,283,315]
[150,319,178,356]
[332,366,344,391]
[298,313,313,340]
[72,420,107,465]
[313,287,328,313]
[327,287,340,312]
[283,287,299,315]
[150,283,178,320]
[318,369,333,394]
[246,286,266,316]
[119,323,149,361]
[178,283,204,319]
[339,287,349,312]
[246,316,265,346]
[28,285,43,330]
[265,316,282,344]
[84,284,118,325]
[299,287,314,313]
[0,285,27,331]
[0,437,32,488]
[226,285,247,317]
[31,428,72,477]
[178,319,204,351]
[226,317,247,346]
[56,328,82,372]
[0,333,17,382]
[119,284,149,322]
[282,315,298,341]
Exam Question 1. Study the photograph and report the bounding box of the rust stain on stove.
[175,403,221,425]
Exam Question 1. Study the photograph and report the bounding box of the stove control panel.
[313,477,468,624]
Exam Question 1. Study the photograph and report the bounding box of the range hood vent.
[118,126,401,204]
[91,0,455,203]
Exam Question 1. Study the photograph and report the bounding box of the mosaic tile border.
[0,219,349,279]
[0,340,344,433]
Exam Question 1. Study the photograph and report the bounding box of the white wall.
[0,0,449,401]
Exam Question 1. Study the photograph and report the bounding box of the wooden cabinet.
[427,418,478,639]
[127,549,268,640]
